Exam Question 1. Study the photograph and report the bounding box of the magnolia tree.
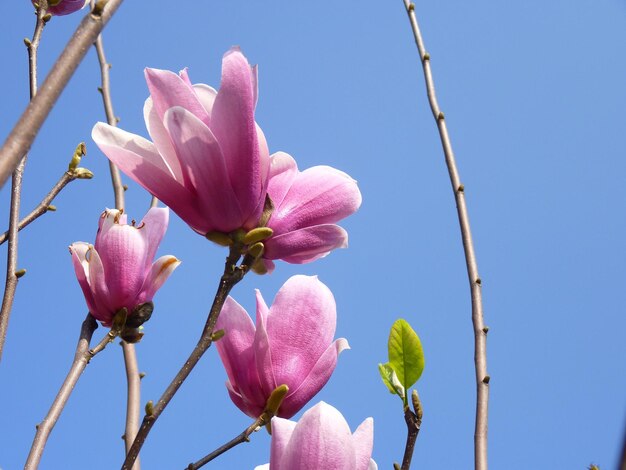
[0,1,500,469]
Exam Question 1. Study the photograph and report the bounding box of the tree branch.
[186,415,267,470]
[0,170,79,246]
[121,341,141,470]
[121,245,250,469]
[401,2,489,469]
[24,315,100,469]
[0,2,48,361]
[93,28,125,210]
[0,0,125,190]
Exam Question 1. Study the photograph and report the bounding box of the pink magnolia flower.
[69,207,180,327]
[255,401,377,470]
[92,48,269,235]
[34,0,88,16]
[215,275,349,419]
[260,152,362,272]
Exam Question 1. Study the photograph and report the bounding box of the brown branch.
[186,415,267,470]
[0,3,48,362]
[0,171,77,246]
[0,0,125,190]
[24,314,100,469]
[401,2,489,469]
[121,245,250,470]
[121,341,141,470]
[94,28,125,209]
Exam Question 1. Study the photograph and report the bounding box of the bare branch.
[121,341,141,470]
[186,415,267,470]
[24,315,100,469]
[0,171,77,246]
[121,245,250,469]
[94,30,125,209]
[401,2,489,469]
[0,0,125,189]
[0,3,48,361]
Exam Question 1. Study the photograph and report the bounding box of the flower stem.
[121,245,249,470]
[24,314,104,469]
[401,2,489,469]
[0,2,47,362]
[0,0,125,190]
[185,415,268,470]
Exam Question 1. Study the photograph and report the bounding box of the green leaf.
[388,319,425,392]
[378,362,405,399]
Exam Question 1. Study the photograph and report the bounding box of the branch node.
[407,3,415,12]
[91,0,106,17]
[475,277,482,285]
[482,326,489,334]
[437,111,445,120]
[457,184,464,192]
[482,375,491,384]
[422,52,430,61]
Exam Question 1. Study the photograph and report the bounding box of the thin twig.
[94,29,125,209]
[93,20,143,470]
[0,0,125,189]
[0,171,77,246]
[24,315,99,469]
[400,410,420,469]
[121,341,141,470]
[186,415,267,470]
[0,3,47,362]
[121,246,250,470]
[401,2,489,469]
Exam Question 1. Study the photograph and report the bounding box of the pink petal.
[163,106,242,232]
[226,380,263,418]
[242,123,271,229]
[211,48,266,223]
[270,165,362,235]
[136,207,170,269]
[92,123,204,232]
[267,152,298,210]
[352,418,375,470]
[281,402,355,470]
[86,247,114,324]
[269,417,297,470]
[69,243,98,316]
[368,460,378,470]
[144,68,211,126]
[215,296,267,412]
[253,289,277,397]
[95,221,147,308]
[279,338,349,418]
[263,224,348,263]
[193,84,217,117]
[143,97,184,181]
[46,0,87,15]
[136,255,180,305]
[266,276,337,397]
[92,122,176,179]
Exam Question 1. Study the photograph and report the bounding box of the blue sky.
[1,1,625,469]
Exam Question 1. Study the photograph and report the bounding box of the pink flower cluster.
[92,47,361,269]
[77,48,370,468]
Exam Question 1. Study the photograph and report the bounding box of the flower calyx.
[121,301,154,344]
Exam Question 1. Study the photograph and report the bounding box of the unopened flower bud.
[243,227,273,245]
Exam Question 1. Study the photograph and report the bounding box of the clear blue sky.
[1,1,625,469]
